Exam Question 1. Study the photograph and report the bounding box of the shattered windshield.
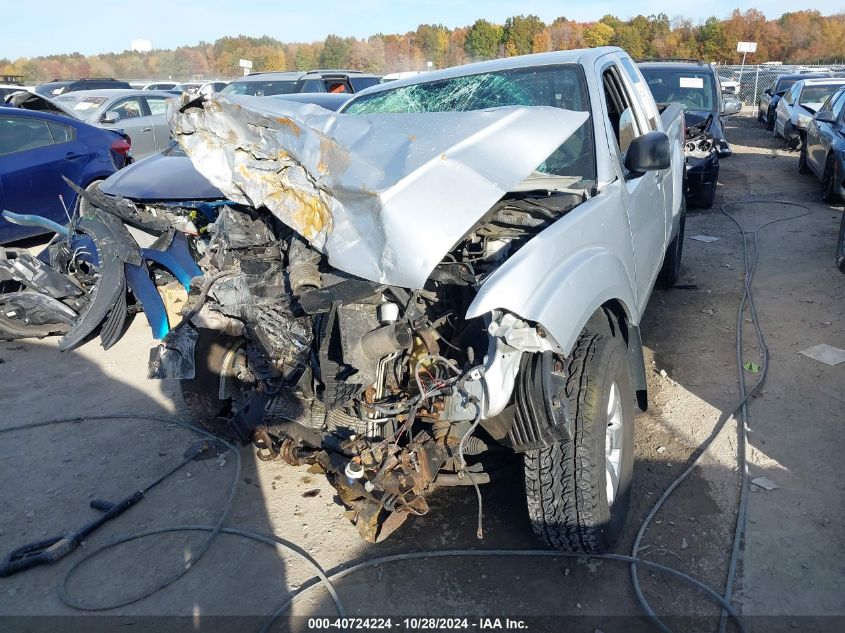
[221,80,301,96]
[343,65,595,185]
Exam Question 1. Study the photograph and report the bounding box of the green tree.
[698,17,726,61]
[502,15,546,56]
[464,19,502,59]
[599,14,622,30]
[612,25,646,58]
[414,24,449,67]
[583,22,615,48]
[319,34,351,69]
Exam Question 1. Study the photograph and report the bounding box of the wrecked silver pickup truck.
[19,47,687,550]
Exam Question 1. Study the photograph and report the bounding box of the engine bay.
[151,191,582,541]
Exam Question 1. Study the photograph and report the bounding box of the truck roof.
[637,61,713,72]
[354,47,625,95]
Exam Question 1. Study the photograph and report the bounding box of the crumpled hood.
[171,94,588,289]
[684,111,713,138]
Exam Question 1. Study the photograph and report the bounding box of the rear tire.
[822,155,839,203]
[523,317,635,553]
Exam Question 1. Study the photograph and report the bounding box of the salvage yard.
[1,109,843,633]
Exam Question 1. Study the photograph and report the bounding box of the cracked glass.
[344,65,596,185]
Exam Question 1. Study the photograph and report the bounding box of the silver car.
[774,78,845,147]
[52,89,174,159]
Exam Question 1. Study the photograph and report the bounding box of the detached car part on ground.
[0,196,201,347]
[638,61,740,209]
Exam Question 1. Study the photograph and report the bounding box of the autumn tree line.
[2,10,843,83]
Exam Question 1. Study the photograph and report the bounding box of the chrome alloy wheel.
[605,381,625,506]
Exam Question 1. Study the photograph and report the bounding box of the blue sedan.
[0,108,131,243]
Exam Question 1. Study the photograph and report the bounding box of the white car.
[198,80,229,96]
[0,83,30,101]
[142,81,179,91]
[774,78,845,147]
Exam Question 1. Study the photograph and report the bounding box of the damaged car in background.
[639,60,740,209]
[4,48,687,551]
[0,93,351,346]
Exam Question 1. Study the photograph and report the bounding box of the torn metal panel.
[0,292,77,340]
[148,324,199,379]
[0,248,82,298]
[172,95,588,289]
[58,208,140,351]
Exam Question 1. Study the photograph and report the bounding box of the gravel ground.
[0,112,842,633]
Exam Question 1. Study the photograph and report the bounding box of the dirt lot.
[0,112,843,633]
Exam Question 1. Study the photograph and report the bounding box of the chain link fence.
[715,64,845,106]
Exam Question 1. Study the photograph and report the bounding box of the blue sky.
[1,0,840,59]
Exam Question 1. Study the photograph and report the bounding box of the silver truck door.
[599,61,669,307]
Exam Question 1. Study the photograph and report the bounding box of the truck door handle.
[64,152,83,160]
[141,127,152,133]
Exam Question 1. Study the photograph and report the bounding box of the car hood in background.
[799,102,824,114]
[99,145,223,200]
[171,94,588,289]
[5,91,78,119]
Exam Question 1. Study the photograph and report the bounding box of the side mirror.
[624,131,670,177]
[722,99,742,116]
[101,111,120,124]
[815,110,836,124]
[764,88,772,96]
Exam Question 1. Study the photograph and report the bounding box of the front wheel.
[523,318,635,552]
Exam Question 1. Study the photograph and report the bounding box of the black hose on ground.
[0,201,813,630]
[629,199,812,633]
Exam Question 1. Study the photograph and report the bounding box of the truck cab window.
[602,65,640,161]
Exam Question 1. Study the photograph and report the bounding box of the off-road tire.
[523,319,635,553]
[180,328,243,440]
[657,200,686,288]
